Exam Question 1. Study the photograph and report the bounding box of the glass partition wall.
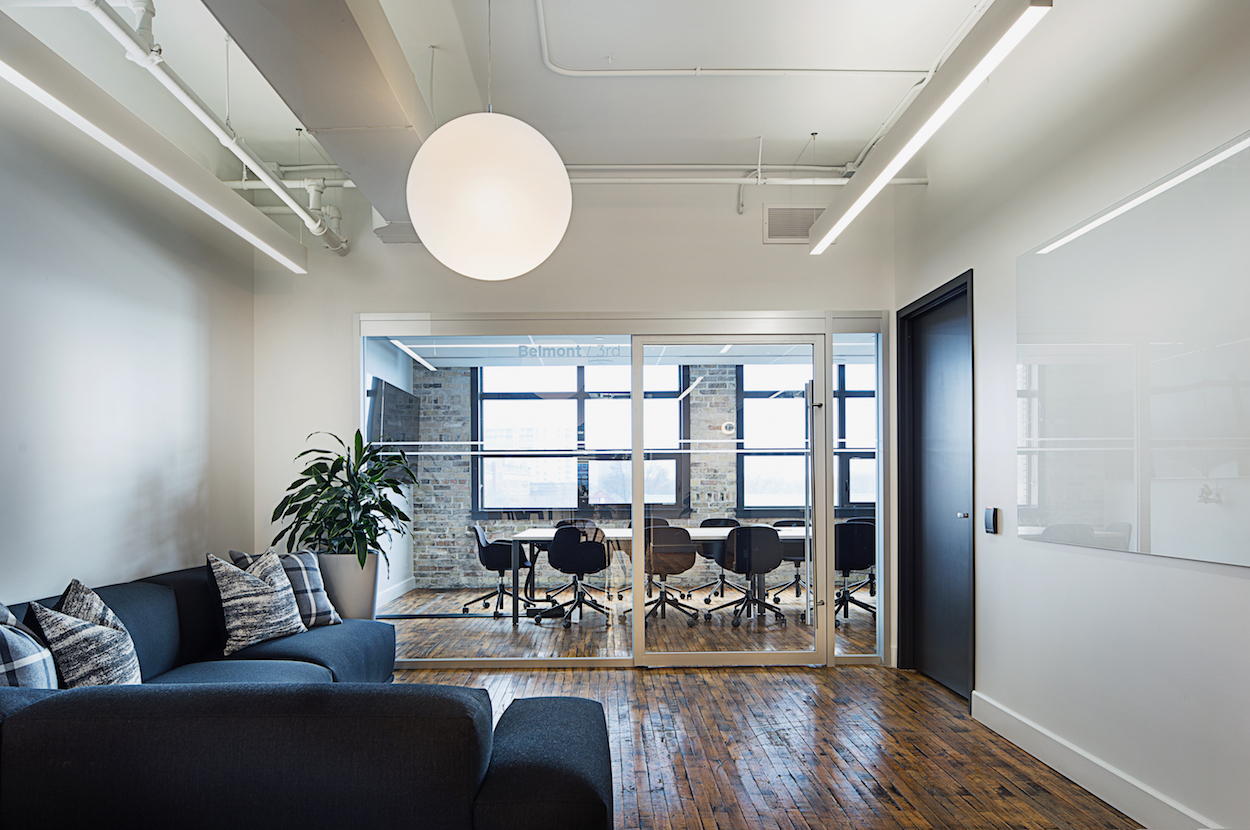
[635,339,823,663]
[830,336,882,657]
[362,321,881,665]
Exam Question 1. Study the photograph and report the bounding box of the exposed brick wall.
[407,362,816,591]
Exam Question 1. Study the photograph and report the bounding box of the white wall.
[251,180,895,598]
[0,76,255,602]
[895,0,1250,826]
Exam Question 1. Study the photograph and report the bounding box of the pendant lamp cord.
[487,0,492,113]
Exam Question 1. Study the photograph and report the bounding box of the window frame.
[470,365,691,520]
[735,363,877,519]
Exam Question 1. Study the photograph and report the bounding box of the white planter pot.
[318,552,379,620]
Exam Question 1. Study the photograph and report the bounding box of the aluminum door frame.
[630,333,830,668]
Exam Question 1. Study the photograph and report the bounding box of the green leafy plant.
[271,430,417,568]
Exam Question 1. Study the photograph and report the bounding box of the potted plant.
[271,430,417,619]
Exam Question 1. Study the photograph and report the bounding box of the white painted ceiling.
[6,0,985,186]
[389,0,984,166]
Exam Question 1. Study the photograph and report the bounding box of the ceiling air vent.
[763,205,826,244]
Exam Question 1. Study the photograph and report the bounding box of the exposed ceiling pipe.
[567,164,847,173]
[567,176,928,186]
[67,0,349,255]
[535,0,929,79]
[848,0,990,170]
[227,178,356,191]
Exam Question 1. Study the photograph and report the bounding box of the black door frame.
[896,270,975,690]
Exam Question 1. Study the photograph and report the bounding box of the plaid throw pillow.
[27,580,142,688]
[1,602,56,689]
[209,553,307,656]
[230,549,342,629]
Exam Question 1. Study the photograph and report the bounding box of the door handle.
[956,512,969,519]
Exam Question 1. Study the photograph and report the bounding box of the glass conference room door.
[631,337,827,665]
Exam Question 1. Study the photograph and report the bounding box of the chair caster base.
[731,616,741,628]
[704,612,712,621]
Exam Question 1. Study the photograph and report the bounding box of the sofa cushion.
[146,659,333,684]
[208,553,306,655]
[91,582,182,680]
[225,618,395,682]
[230,549,342,629]
[14,582,183,681]
[1,603,56,689]
[0,683,493,830]
[0,687,60,723]
[474,697,613,830]
[138,566,225,663]
[28,581,142,688]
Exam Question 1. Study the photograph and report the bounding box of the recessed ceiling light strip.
[390,340,438,372]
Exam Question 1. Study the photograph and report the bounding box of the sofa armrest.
[1,682,491,830]
[474,696,613,830]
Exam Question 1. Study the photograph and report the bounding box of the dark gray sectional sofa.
[0,565,613,829]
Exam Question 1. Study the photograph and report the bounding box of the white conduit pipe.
[258,203,342,236]
[535,0,928,79]
[227,179,356,190]
[567,177,928,186]
[73,0,349,254]
[566,164,847,173]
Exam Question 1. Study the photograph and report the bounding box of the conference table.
[506,525,810,625]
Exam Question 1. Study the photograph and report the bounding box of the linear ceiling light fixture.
[809,0,1050,255]
[390,340,438,372]
[0,12,309,273]
[677,376,704,401]
[1037,129,1250,254]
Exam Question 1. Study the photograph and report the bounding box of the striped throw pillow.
[1,602,56,689]
[230,549,342,629]
[28,580,142,688]
[209,553,307,656]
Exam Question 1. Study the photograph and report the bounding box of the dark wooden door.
[898,272,974,700]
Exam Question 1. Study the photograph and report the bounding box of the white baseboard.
[378,576,415,607]
[971,691,1219,830]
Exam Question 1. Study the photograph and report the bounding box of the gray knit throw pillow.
[230,549,342,629]
[1,602,56,689]
[209,552,307,656]
[29,580,142,688]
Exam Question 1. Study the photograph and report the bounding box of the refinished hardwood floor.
[382,584,877,659]
[396,665,1139,830]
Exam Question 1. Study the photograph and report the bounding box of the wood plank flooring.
[395,665,1139,830]
[383,584,876,660]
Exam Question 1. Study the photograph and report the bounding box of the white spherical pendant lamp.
[406,112,572,281]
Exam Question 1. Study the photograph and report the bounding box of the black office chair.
[1105,521,1132,550]
[547,519,609,601]
[833,522,875,623]
[1039,523,1097,545]
[688,518,746,602]
[624,526,701,626]
[842,517,876,597]
[706,526,787,627]
[541,525,611,629]
[465,526,536,618]
[619,517,672,600]
[771,519,809,602]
